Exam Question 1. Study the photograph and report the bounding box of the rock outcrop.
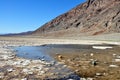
[33,0,120,37]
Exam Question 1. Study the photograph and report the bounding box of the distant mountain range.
[0,31,32,36]
[32,0,120,37]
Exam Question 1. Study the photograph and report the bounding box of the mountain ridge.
[33,0,120,37]
[0,31,33,36]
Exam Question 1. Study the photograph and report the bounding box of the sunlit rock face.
[33,0,120,37]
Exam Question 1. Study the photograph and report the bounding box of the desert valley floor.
[0,33,120,80]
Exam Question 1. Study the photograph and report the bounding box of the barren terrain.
[0,33,120,80]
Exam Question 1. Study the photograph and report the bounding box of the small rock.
[81,78,93,80]
[21,78,27,80]
[75,70,79,72]
[87,78,93,80]
[113,54,117,57]
[22,60,31,66]
[63,65,67,68]
[80,78,86,80]
[41,58,45,61]
[58,55,63,60]
[103,73,106,76]
[114,59,120,62]
[28,71,33,74]
[38,71,45,75]
[7,68,13,72]
[109,65,119,68]
[32,60,41,63]
[67,79,74,80]
[90,53,94,56]
[96,73,102,76]
[47,64,53,67]
[13,61,22,65]
[22,69,29,73]
[2,55,9,60]
[40,71,45,74]
[91,60,98,66]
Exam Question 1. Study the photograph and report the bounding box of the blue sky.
[0,0,86,33]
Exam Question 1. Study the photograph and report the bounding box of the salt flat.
[0,33,120,80]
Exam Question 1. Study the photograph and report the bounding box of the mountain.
[33,0,120,37]
[0,31,33,36]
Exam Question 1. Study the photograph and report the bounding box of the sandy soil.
[0,33,120,80]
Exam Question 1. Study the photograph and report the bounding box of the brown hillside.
[33,0,120,37]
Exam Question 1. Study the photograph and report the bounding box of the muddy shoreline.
[53,45,120,80]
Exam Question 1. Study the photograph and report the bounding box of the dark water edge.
[14,44,117,61]
[43,74,80,80]
[15,46,54,61]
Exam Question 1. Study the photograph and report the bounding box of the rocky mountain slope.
[33,0,120,37]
